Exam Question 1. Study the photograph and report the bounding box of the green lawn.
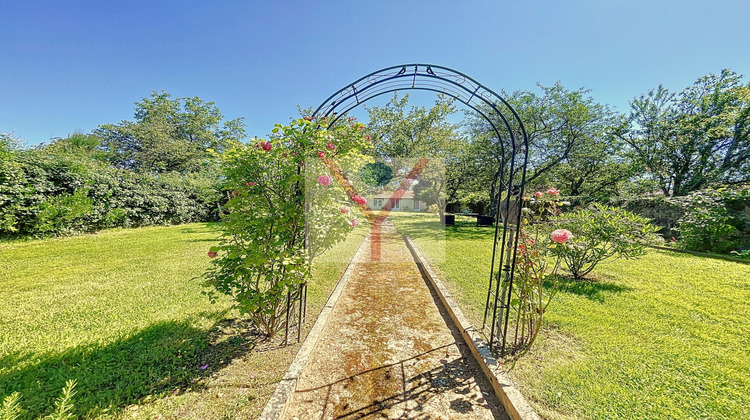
[0,223,365,419]
[390,212,750,420]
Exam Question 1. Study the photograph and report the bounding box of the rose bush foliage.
[551,203,661,280]
[202,117,371,337]
[509,190,566,352]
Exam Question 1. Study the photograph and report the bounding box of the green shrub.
[0,148,222,237]
[674,187,750,254]
[552,204,661,280]
[34,189,93,235]
[0,380,77,420]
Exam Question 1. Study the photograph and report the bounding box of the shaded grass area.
[390,212,750,420]
[0,223,365,419]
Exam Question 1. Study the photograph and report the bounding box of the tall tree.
[465,83,624,206]
[365,94,470,218]
[615,69,750,196]
[95,91,246,173]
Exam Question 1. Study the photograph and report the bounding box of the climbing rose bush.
[202,117,371,337]
[508,189,566,353]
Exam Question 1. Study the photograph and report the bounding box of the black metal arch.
[311,64,530,355]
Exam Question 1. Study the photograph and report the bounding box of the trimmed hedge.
[0,149,222,237]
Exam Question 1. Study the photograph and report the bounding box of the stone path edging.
[259,235,370,420]
[404,236,541,420]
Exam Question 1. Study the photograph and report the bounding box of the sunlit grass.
[390,212,750,420]
[0,223,365,419]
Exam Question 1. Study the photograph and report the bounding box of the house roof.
[369,191,416,199]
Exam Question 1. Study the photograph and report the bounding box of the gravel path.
[282,221,508,419]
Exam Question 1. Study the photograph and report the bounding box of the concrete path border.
[404,236,540,420]
[259,235,369,420]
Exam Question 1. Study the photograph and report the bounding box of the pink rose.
[348,117,354,122]
[207,250,218,258]
[261,141,272,152]
[318,151,326,158]
[352,194,367,205]
[340,206,350,213]
[326,142,336,150]
[350,218,358,227]
[670,237,676,242]
[534,191,543,198]
[247,182,255,186]
[551,229,573,244]
[317,175,332,186]
[304,116,313,121]
[547,188,560,195]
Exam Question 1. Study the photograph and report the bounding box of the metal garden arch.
[310,64,530,355]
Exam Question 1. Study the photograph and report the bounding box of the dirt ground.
[282,221,508,419]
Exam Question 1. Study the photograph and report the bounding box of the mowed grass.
[390,212,750,420]
[0,223,366,419]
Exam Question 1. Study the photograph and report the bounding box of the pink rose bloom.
[534,191,543,198]
[547,187,560,195]
[318,151,326,158]
[207,250,218,258]
[348,117,355,122]
[261,141,272,152]
[340,206,350,213]
[317,175,332,186]
[247,182,255,186]
[352,194,367,205]
[304,116,313,121]
[551,229,573,244]
[350,218,358,227]
[326,142,336,150]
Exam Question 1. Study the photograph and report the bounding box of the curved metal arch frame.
[311,64,529,355]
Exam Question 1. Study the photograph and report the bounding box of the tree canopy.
[616,69,750,196]
[95,91,246,173]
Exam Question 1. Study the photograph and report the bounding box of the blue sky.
[1,0,748,145]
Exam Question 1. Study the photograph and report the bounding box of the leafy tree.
[46,132,107,161]
[465,83,625,208]
[96,91,246,173]
[365,94,470,219]
[366,93,457,159]
[615,69,750,196]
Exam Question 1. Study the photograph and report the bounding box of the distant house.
[368,190,425,212]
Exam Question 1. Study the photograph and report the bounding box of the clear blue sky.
[2,0,748,146]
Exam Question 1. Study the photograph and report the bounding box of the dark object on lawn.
[442,214,455,225]
[454,213,494,227]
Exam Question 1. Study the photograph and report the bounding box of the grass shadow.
[180,222,221,242]
[0,314,261,419]
[546,275,632,303]
[390,216,498,243]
